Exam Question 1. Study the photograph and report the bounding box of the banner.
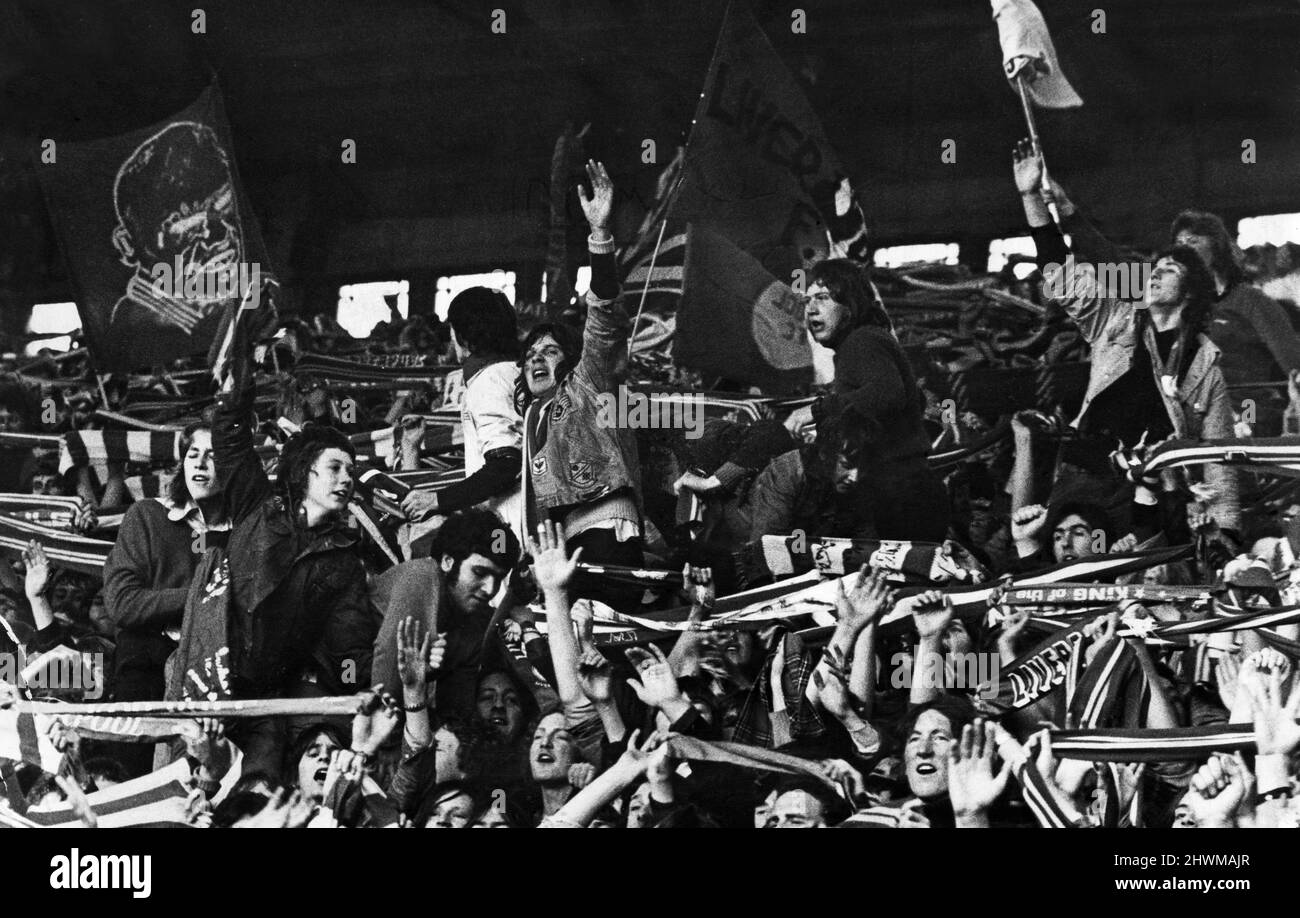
[675,224,813,392]
[669,1,850,280]
[37,82,273,370]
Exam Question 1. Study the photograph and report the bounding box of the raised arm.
[573,161,628,395]
[908,591,954,706]
[212,334,272,522]
[541,729,658,828]
[529,520,587,711]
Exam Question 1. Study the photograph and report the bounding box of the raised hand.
[183,717,231,777]
[1011,138,1044,196]
[567,762,596,790]
[1010,504,1048,547]
[1082,611,1120,667]
[616,728,669,774]
[996,607,1031,665]
[910,590,955,642]
[45,719,81,756]
[71,499,97,534]
[21,540,50,600]
[1244,647,1292,686]
[396,617,433,693]
[1215,651,1244,714]
[836,565,897,632]
[1023,728,1092,803]
[576,647,615,705]
[319,748,363,806]
[577,160,614,233]
[1184,752,1255,828]
[527,520,584,595]
[1246,667,1300,756]
[812,665,856,722]
[947,719,1012,821]
[352,691,401,757]
[644,739,678,790]
[625,643,686,713]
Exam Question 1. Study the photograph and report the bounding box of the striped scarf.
[23,758,201,828]
[58,429,180,477]
[1049,723,1267,762]
[291,353,458,388]
[0,513,113,575]
[1132,436,1300,479]
[750,535,990,584]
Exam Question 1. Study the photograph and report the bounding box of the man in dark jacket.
[211,344,378,776]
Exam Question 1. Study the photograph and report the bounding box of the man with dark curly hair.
[370,508,521,720]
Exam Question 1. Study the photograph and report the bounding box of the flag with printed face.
[36,82,274,371]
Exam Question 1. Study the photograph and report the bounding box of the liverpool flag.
[667,1,851,281]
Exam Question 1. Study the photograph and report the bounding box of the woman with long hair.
[103,421,229,776]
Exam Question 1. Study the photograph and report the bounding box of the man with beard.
[371,509,521,721]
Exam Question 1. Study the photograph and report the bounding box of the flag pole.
[1014,71,1063,228]
[627,216,670,362]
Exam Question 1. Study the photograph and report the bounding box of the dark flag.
[625,1,859,390]
[37,83,274,371]
[667,1,852,281]
[676,224,811,392]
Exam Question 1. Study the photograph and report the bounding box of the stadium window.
[539,265,591,303]
[872,243,959,269]
[25,301,80,356]
[1237,213,1300,249]
[434,270,516,321]
[337,280,409,338]
[986,236,1038,279]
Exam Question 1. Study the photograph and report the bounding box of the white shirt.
[461,361,524,542]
